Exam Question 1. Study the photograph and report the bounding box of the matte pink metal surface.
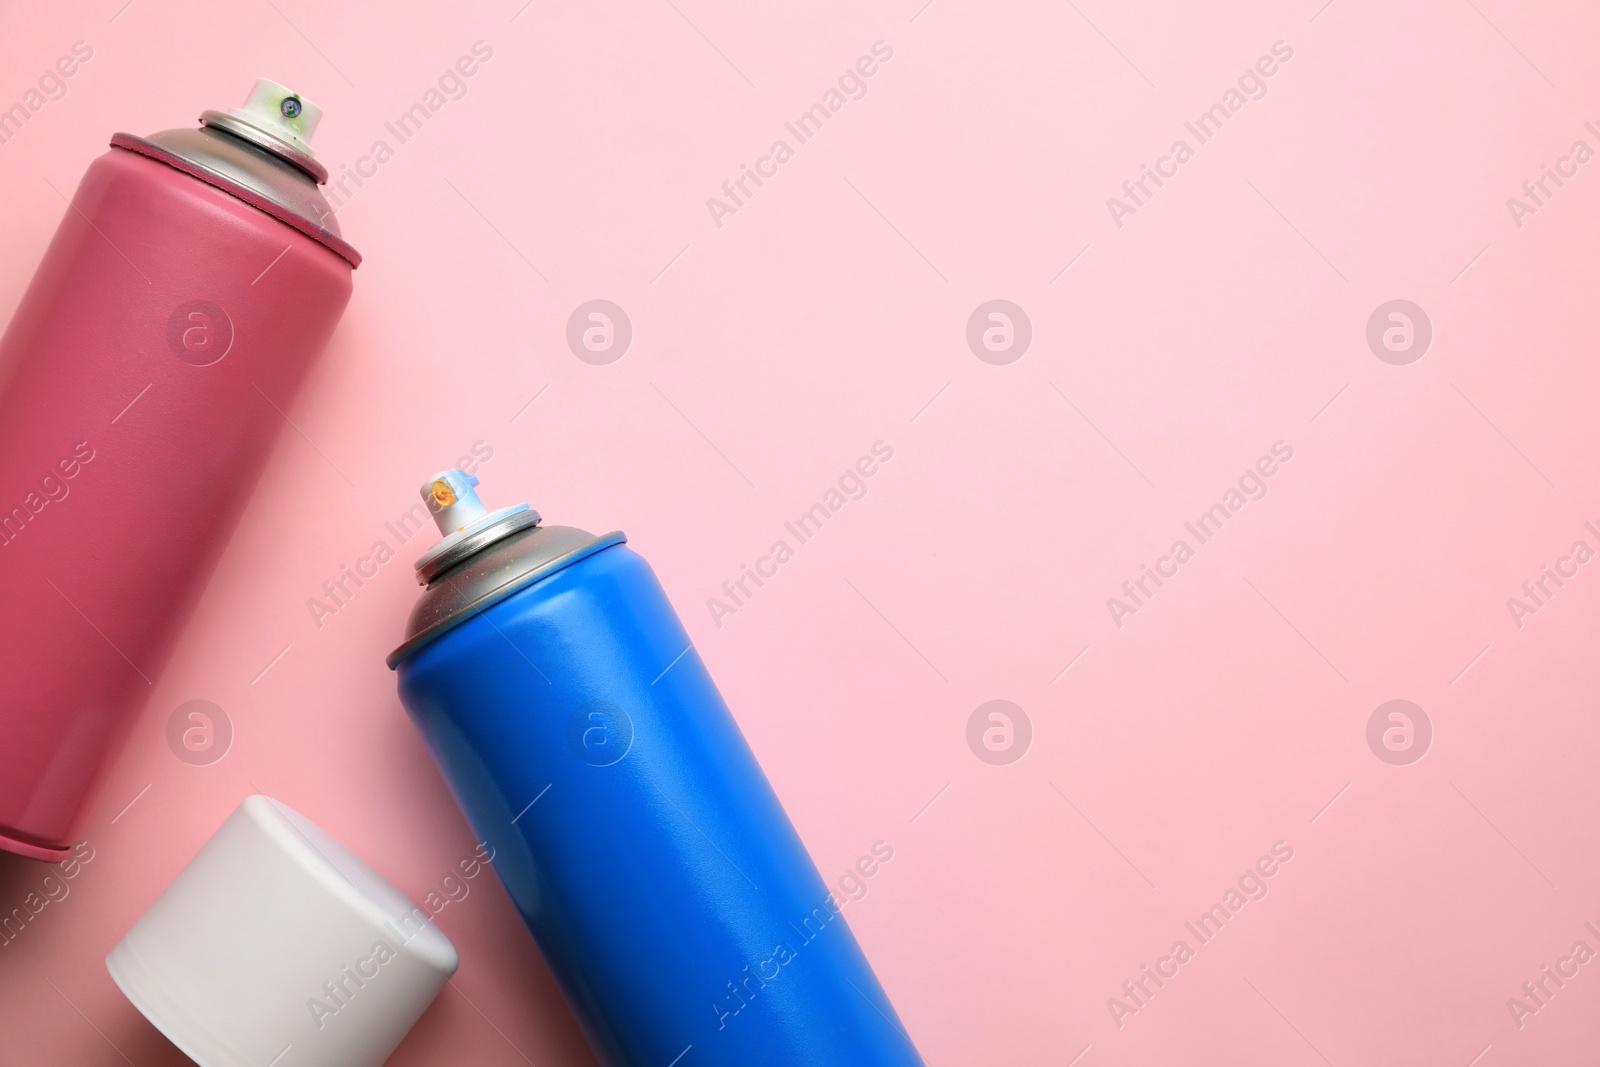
[0,146,351,856]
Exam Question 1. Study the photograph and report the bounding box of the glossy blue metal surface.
[395,541,924,1067]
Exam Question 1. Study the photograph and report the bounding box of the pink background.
[2,0,1599,1063]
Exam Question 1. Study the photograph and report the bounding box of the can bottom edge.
[0,824,71,862]
[106,940,249,1067]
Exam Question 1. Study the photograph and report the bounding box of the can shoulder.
[388,526,627,669]
[110,129,359,267]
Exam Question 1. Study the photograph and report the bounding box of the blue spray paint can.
[387,470,924,1067]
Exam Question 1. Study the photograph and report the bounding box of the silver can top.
[387,470,624,669]
[110,79,360,267]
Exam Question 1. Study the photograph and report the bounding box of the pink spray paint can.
[0,81,359,860]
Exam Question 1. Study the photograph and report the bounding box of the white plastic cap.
[228,79,321,156]
[107,796,458,1067]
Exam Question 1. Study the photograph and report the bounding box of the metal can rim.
[386,529,627,669]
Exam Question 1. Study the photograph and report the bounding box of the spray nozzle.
[411,469,540,584]
[226,79,321,157]
[421,469,489,536]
